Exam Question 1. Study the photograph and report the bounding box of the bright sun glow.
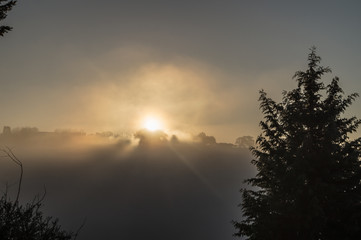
[143,117,163,131]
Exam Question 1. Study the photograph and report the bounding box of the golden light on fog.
[143,116,163,131]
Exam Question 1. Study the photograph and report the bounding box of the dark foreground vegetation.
[0,149,79,239]
[0,2,79,239]
[0,195,78,239]
[234,48,361,239]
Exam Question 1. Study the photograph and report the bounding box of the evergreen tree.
[234,48,361,239]
[0,0,16,36]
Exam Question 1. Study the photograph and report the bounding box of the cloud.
[0,43,268,142]
[35,53,230,137]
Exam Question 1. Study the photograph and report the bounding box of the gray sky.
[1,0,361,142]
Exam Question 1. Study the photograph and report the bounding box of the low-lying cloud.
[0,129,255,240]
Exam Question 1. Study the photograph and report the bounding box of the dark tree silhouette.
[234,47,361,239]
[195,132,216,145]
[0,195,79,239]
[0,149,80,239]
[134,129,168,147]
[235,136,254,149]
[0,0,16,36]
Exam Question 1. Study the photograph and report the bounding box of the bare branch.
[1,147,23,203]
[32,185,47,206]
[73,218,86,240]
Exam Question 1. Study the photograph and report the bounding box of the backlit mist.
[1,1,361,239]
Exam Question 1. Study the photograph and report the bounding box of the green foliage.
[0,194,76,239]
[0,0,16,36]
[234,47,361,239]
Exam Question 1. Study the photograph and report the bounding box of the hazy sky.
[1,0,361,142]
[1,2,361,239]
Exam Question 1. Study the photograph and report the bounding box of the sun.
[143,116,163,131]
